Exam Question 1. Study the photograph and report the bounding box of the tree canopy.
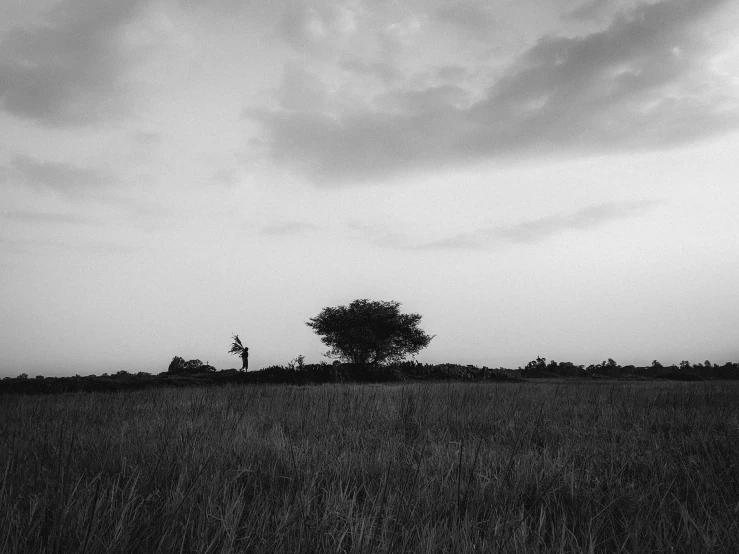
[306,299,433,367]
[167,357,215,374]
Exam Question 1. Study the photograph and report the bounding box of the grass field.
[1,380,738,553]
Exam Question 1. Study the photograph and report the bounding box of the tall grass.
[1,381,737,553]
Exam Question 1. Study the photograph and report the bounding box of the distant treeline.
[2,356,738,395]
[521,356,739,381]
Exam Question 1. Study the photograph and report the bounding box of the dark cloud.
[2,155,113,195]
[465,0,737,154]
[0,0,145,126]
[251,0,738,186]
[418,201,661,250]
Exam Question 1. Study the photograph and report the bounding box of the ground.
[1,380,738,553]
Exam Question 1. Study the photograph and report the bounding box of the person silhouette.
[241,347,249,371]
[228,334,249,371]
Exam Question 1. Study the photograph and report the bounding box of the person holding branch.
[228,334,249,371]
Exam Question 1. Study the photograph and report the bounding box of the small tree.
[168,356,187,374]
[306,299,433,367]
[287,355,306,371]
[167,357,211,375]
[185,359,204,372]
[522,356,547,377]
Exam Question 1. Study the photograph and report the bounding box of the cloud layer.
[1,155,112,195]
[418,201,661,250]
[0,0,145,126]
[252,0,739,185]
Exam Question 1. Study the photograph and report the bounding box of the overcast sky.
[1,0,738,376]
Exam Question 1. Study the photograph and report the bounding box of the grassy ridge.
[1,381,738,553]
[0,363,518,395]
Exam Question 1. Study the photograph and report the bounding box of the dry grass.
[1,381,738,553]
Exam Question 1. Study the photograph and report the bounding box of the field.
[1,381,738,553]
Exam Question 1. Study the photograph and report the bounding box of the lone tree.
[228,334,249,371]
[306,299,433,367]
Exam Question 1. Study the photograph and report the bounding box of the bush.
[168,357,216,375]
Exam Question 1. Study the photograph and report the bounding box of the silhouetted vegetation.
[167,356,216,375]
[306,299,434,367]
[3,356,739,396]
[0,361,519,395]
[521,356,739,380]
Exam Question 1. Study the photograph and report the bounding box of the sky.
[1,0,738,376]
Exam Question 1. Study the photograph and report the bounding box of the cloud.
[259,222,321,236]
[466,0,739,151]
[0,0,146,126]
[133,130,161,145]
[249,104,471,185]
[345,220,411,249]
[339,57,401,85]
[276,3,357,53]
[378,85,472,113]
[275,62,328,112]
[274,4,420,92]
[1,211,95,224]
[0,237,136,255]
[418,201,661,250]
[436,65,469,83]
[563,0,614,23]
[251,0,739,186]
[278,6,327,50]
[2,155,113,196]
[436,1,497,37]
